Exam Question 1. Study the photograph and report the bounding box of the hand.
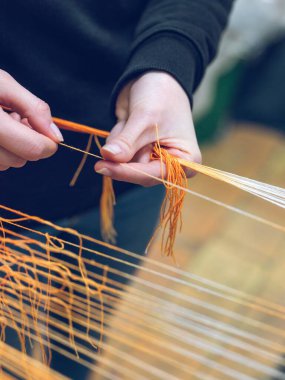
[95,72,201,186]
[0,70,63,171]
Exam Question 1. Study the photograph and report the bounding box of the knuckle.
[24,98,51,120]
[34,99,51,115]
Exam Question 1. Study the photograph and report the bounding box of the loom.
[0,110,285,379]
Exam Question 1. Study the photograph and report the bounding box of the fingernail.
[50,122,64,142]
[96,168,112,176]
[102,144,121,155]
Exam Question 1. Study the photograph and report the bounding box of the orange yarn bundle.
[100,176,117,244]
[69,134,117,244]
[148,142,187,258]
[94,136,117,244]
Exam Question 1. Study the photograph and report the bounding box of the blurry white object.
[194,0,285,120]
[225,0,285,58]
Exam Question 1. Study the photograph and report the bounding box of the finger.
[115,81,134,121]
[21,117,32,129]
[165,148,201,178]
[95,160,165,187]
[0,109,57,161]
[9,113,32,130]
[101,110,155,163]
[10,112,32,128]
[131,144,153,164]
[105,121,125,144]
[0,70,63,142]
[0,165,9,171]
[0,146,27,168]
[9,112,21,122]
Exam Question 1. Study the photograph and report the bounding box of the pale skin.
[96,72,201,186]
[0,70,201,183]
[0,69,61,170]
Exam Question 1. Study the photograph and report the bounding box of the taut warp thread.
[1,204,285,379]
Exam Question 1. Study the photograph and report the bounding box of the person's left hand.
[94,72,201,186]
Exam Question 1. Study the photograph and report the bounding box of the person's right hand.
[0,69,63,171]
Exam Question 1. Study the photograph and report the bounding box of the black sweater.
[0,0,233,221]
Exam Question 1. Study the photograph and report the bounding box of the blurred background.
[95,1,285,379]
[194,0,285,142]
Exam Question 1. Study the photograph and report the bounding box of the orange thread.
[0,211,109,364]
[100,176,117,244]
[148,140,187,258]
[94,136,117,244]
[0,104,109,138]
[69,134,93,187]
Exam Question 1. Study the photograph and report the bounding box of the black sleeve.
[111,0,234,111]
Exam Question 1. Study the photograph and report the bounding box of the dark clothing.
[0,0,233,221]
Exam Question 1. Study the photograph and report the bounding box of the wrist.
[138,71,191,104]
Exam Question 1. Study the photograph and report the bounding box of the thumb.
[101,113,153,163]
